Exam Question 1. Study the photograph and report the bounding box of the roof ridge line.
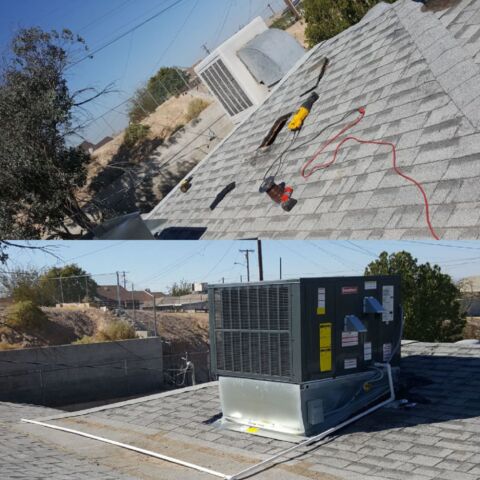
[394,0,480,130]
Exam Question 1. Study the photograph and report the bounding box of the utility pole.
[283,0,301,20]
[222,277,225,284]
[239,249,254,283]
[280,257,282,280]
[116,271,121,312]
[59,277,64,304]
[240,275,243,283]
[257,239,264,281]
[123,272,127,309]
[85,275,89,302]
[201,43,211,55]
[267,3,275,16]
[131,283,136,323]
[153,295,158,337]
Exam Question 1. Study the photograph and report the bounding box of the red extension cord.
[300,107,440,240]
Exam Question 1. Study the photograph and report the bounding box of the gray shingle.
[145,0,480,241]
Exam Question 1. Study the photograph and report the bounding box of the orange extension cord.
[300,107,440,240]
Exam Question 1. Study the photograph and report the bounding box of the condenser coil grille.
[212,284,292,380]
[199,58,253,116]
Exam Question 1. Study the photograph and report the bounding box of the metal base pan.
[214,417,307,443]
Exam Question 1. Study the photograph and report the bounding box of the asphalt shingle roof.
[14,341,480,480]
[146,0,480,241]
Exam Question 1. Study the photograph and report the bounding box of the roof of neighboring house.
[94,136,114,151]
[96,286,162,303]
[96,285,136,303]
[146,0,480,240]
[78,140,95,153]
[18,341,480,480]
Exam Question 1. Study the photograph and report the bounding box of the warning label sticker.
[365,281,377,290]
[364,342,372,361]
[383,343,392,362]
[317,287,326,315]
[344,358,357,370]
[342,331,359,347]
[382,286,394,323]
[342,286,358,295]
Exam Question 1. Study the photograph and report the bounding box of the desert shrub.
[123,123,150,148]
[6,301,48,331]
[185,98,210,122]
[98,321,137,341]
[271,11,296,30]
[74,320,137,344]
[170,123,185,136]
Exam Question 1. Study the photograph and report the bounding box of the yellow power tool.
[288,92,319,131]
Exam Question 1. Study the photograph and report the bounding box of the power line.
[67,0,187,69]
[212,0,234,47]
[402,240,480,251]
[149,0,200,76]
[78,0,136,34]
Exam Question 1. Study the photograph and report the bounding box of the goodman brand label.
[317,287,326,315]
[364,342,372,361]
[342,286,358,295]
[342,331,359,347]
[344,358,357,369]
[383,343,392,362]
[382,285,394,323]
[365,281,377,290]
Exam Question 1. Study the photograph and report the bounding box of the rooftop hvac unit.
[195,17,305,124]
[209,276,402,440]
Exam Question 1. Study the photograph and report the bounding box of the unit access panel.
[300,275,401,383]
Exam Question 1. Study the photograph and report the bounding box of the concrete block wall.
[0,338,163,407]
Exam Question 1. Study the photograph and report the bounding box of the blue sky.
[0,0,286,143]
[5,240,480,293]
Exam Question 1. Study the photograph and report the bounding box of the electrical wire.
[300,107,440,241]
[67,0,186,69]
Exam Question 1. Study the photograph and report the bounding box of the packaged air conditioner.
[195,17,305,124]
[208,276,402,440]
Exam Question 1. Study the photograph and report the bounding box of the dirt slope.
[81,91,211,202]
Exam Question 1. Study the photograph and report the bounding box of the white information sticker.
[365,281,377,290]
[344,358,357,370]
[364,342,372,361]
[317,288,326,315]
[383,343,392,362]
[382,286,394,323]
[342,331,359,347]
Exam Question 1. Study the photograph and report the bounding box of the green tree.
[129,67,189,122]
[38,264,98,305]
[6,300,48,331]
[0,266,42,304]
[303,0,395,47]
[0,28,109,239]
[169,280,191,297]
[365,251,466,342]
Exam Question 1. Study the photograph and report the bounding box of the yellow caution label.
[317,306,326,315]
[246,427,259,433]
[319,323,332,372]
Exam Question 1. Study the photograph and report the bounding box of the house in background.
[78,141,95,155]
[460,276,480,317]
[94,136,114,151]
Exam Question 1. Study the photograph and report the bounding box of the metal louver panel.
[213,284,292,381]
[199,58,253,117]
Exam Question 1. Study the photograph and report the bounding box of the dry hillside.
[0,306,209,352]
[79,91,211,205]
